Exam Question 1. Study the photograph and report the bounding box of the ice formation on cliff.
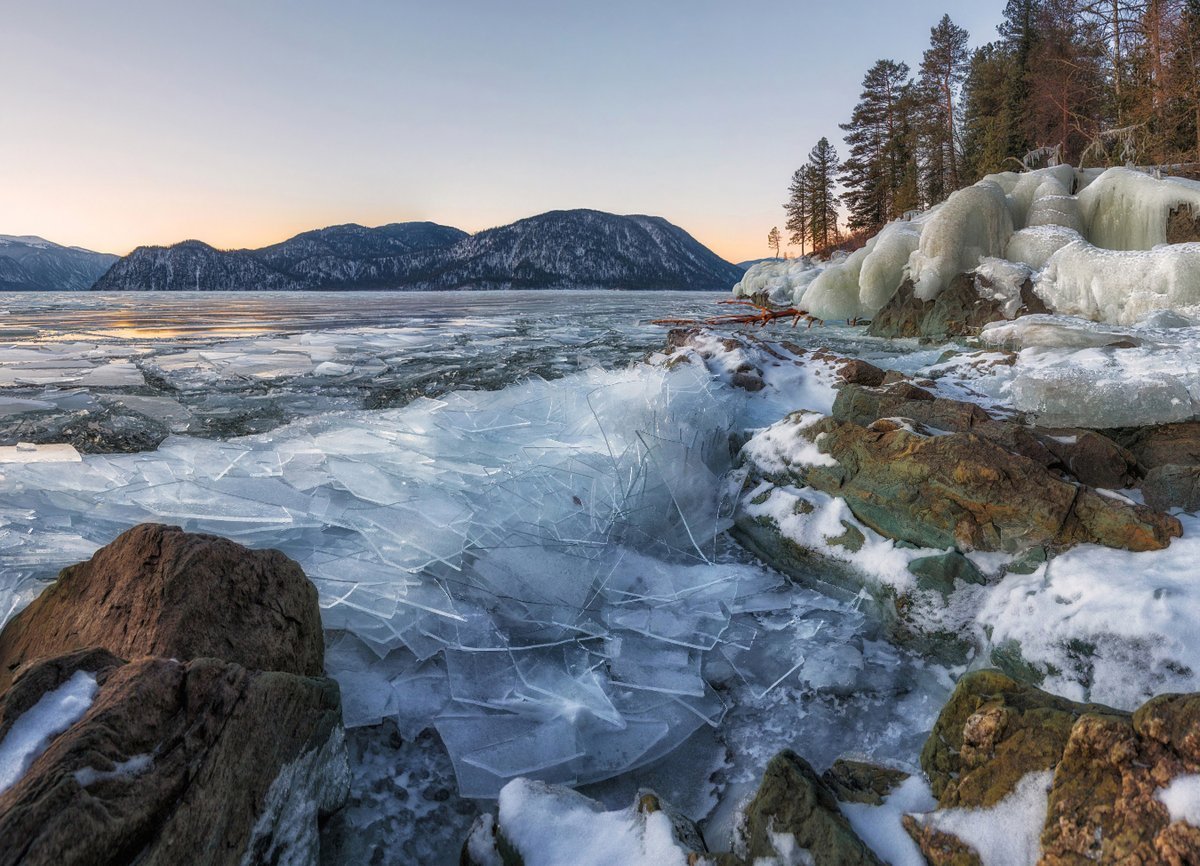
[735,165,1200,326]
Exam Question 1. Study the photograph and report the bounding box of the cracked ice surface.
[0,361,786,795]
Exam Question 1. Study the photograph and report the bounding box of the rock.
[910,670,1200,865]
[736,751,882,866]
[919,670,1118,810]
[782,415,1178,553]
[833,382,1138,489]
[907,553,986,599]
[836,359,887,387]
[0,523,323,693]
[1112,421,1200,472]
[0,524,348,866]
[1143,464,1200,512]
[1166,204,1200,244]
[0,651,348,866]
[867,273,1049,341]
[821,759,909,806]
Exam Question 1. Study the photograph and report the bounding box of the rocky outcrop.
[0,523,324,694]
[0,524,347,866]
[833,381,1139,490]
[867,272,1049,341]
[755,412,1178,553]
[1144,464,1200,512]
[906,670,1200,865]
[1112,421,1200,472]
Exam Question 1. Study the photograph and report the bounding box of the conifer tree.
[783,167,813,255]
[767,226,782,258]
[807,137,841,251]
[840,59,915,232]
[918,15,971,198]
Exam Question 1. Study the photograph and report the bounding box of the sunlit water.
[0,291,951,864]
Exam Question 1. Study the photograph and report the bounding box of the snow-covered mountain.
[93,223,467,292]
[91,212,741,291]
[0,235,118,291]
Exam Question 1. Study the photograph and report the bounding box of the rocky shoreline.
[3,286,1200,863]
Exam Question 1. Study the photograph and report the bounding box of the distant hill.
[0,235,118,291]
[90,212,741,292]
[93,222,467,292]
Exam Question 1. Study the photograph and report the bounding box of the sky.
[1,1,1005,263]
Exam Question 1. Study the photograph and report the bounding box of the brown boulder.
[1112,422,1200,472]
[867,273,1049,341]
[910,672,1200,865]
[0,650,347,866]
[0,523,323,693]
[789,416,1178,553]
[833,382,1138,490]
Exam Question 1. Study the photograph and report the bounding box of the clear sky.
[2,1,1005,262]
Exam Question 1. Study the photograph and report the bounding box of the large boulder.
[0,523,324,693]
[0,524,347,866]
[764,413,1178,554]
[906,670,1200,865]
[0,650,347,866]
[1111,421,1200,472]
[832,381,1139,490]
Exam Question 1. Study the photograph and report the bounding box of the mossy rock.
[920,669,1123,809]
[740,751,882,866]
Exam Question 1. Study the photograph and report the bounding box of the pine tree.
[999,0,1041,160]
[961,43,1019,178]
[919,15,971,197]
[839,59,914,232]
[783,167,813,255]
[767,226,782,258]
[807,137,841,251]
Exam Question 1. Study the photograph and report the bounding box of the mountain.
[93,222,466,292]
[0,235,118,291]
[91,212,741,292]
[401,210,744,291]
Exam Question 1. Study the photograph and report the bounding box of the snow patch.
[0,670,98,794]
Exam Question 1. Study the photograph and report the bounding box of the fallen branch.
[652,299,823,329]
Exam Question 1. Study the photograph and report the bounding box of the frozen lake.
[0,291,951,863]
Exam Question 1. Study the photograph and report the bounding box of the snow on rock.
[0,670,98,794]
[1006,225,1083,270]
[801,219,923,319]
[841,775,937,866]
[978,511,1200,707]
[491,779,694,866]
[907,771,1054,866]
[1077,167,1200,250]
[732,258,820,306]
[1038,240,1200,325]
[1157,773,1200,827]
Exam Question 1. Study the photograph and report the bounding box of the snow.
[1077,167,1200,251]
[0,443,81,463]
[907,771,1054,866]
[0,670,98,794]
[736,165,1200,328]
[732,258,820,306]
[74,753,153,787]
[801,219,922,319]
[739,411,838,472]
[495,779,692,866]
[841,774,937,866]
[1038,240,1200,326]
[1157,773,1200,826]
[978,512,1200,707]
[907,181,1014,301]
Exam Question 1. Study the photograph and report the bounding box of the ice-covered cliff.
[735,165,1200,326]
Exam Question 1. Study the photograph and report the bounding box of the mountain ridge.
[89,211,741,292]
[0,235,118,291]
